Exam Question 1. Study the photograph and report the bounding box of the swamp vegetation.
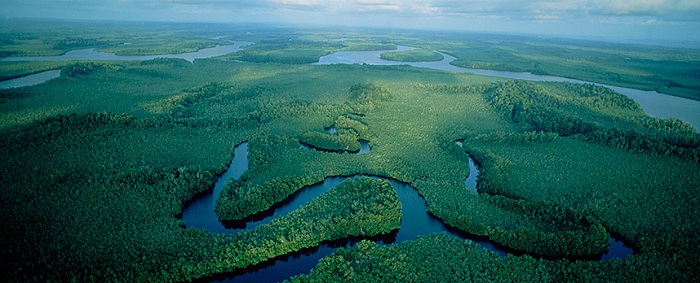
[0,19,699,282]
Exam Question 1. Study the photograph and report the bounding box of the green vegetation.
[480,80,700,161]
[380,48,444,62]
[296,115,368,153]
[1,19,699,282]
[220,38,400,64]
[0,61,71,81]
[199,177,401,281]
[61,62,116,77]
[0,19,226,57]
[221,39,344,64]
[288,234,692,282]
[299,131,361,153]
[435,35,700,100]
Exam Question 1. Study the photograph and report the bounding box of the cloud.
[2,0,699,42]
[354,0,401,11]
[272,0,325,6]
[406,0,700,21]
[9,0,699,22]
[591,0,700,16]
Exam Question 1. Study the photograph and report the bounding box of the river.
[1,39,640,280]
[0,41,253,63]
[182,142,631,282]
[0,70,61,89]
[315,47,700,130]
[0,40,253,90]
[2,42,697,131]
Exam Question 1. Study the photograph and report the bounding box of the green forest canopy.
[1,20,699,282]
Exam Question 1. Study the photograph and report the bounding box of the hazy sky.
[3,0,700,43]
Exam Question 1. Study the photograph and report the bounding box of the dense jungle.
[1,19,699,282]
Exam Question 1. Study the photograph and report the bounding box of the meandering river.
[2,41,698,131]
[315,47,700,130]
[1,38,644,280]
[0,39,642,281]
[182,142,631,282]
[0,41,253,63]
[0,40,252,90]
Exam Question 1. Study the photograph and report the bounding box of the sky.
[2,0,700,44]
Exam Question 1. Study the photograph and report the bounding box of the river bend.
[182,142,631,282]
[2,40,697,131]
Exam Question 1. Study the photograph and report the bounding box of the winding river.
[0,40,252,90]
[0,69,61,89]
[0,41,253,63]
[1,37,646,280]
[2,40,698,131]
[182,142,631,282]
[315,46,700,130]
[0,39,644,281]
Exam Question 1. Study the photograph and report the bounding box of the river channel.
[182,142,631,283]
[0,41,253,63]
[0,69,61,89]
[2,41,698,131]
[315,46,700,130]
[0,40,252,90]
[1,38,646,280]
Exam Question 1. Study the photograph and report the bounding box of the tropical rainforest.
[1,19,699,282]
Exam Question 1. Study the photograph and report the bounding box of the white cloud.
[13,0,700,22]
[1,0,699,42]
[591,0,700,16]
[354,0,401,11]
[272,0,326,6]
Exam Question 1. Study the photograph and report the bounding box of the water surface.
[183,141,630,283]
[316,47,700,130]
[181,143,248,234]
[0,39,252,89]
[1,41,253,63]
[5,40,696,130]
[182,142,510,283]
[0,70,61,89]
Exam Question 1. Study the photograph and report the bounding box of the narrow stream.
[181,143,248,234]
